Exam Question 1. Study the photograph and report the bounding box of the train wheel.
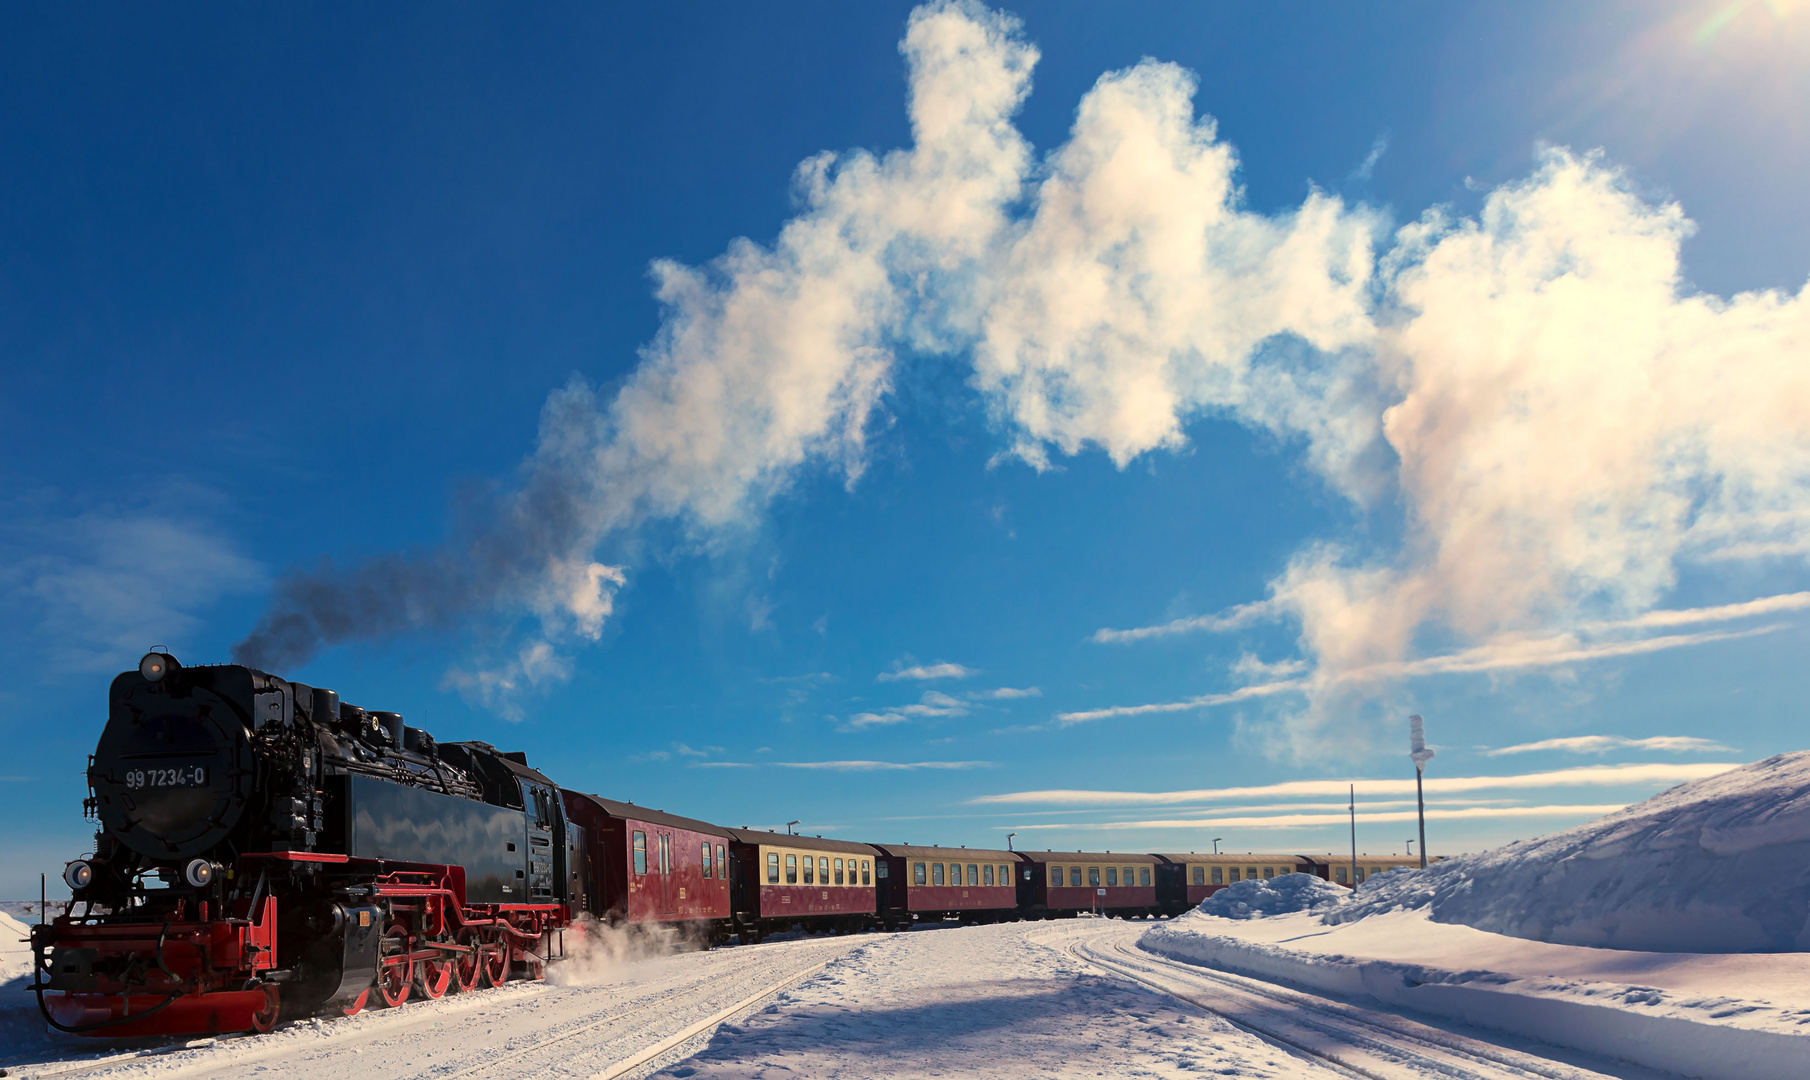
[249,983,281,1033]
[416,947,453,1000]
[378,924,414,1008]
[452,929,482,993]
[479,941,509,988]
[341,988,370,1017]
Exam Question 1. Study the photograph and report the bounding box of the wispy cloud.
[696,759,991,771]
[879,662,978,682]
[842,690,970,730]
[968,761,1739,806]
[1014,804,1631,830]
[967,686,1041,700]
[1091,599,1279,644]
[1583,592,1810,632]
[1055,679,1304,725]
[1482,735,1732,757]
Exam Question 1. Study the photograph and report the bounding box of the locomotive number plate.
[123,766,208,789]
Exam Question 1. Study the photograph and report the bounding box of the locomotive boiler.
[31,652,578,1036]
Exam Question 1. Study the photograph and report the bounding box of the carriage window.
[803,857,815,884]
[1140,867,1151,887]
[767,852,780,883]
[1229,867,1240,882]
[967,864,978,886]
[1050,866,1062,887]
[1356,866,1366,882]
[702,843,713,878]
[716,845,726,879]
[632,832,648,875]
[1335,865,1347,883]
[1000,865,1011,885]
[834,857,844,885]
[1088,867,1100,887]
[1246,867,1258,880]
[862,860,871,885]
[819,857,830,883]
[1068,867,1081,887]
[785,854,798,884]
[1105,867,1118,887]
[1263,866,1275,878]
[873,860,885,881]
[1123,867,1134,885]
[914,862,927,885]
[932,862,945,886]
[1192,866,1205,885]
[1211,866,1222,884]
[983,865,994,886]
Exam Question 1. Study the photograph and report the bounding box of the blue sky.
[3,1,1807,896]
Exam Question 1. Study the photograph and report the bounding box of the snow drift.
[1326,752,1810,952]
[1199,872,1349,919]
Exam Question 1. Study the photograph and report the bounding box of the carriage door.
[521,780,557,902]
[656,831,678,914]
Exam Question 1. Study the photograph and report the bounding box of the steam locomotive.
[32,653,575,1036]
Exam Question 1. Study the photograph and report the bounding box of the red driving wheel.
[452,927,482,993]
[479,936,509,988]
[416,944,453,1000]
[378,923,413,1008]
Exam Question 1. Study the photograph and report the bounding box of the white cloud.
[1483,735,1733,757]
[879,661,979,682]
[843,689,972,730]
[1015,804,1631,830]
[1092,599,1282,644]
[1,502,262,673]
[968,761,1739,806]
[967,686,1042,700]
[1056,678,1305,726]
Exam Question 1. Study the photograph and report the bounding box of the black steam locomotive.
[33,652,578,1036]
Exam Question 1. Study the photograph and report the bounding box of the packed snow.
[1198,873,1348,919]
[1323,752,1810,952]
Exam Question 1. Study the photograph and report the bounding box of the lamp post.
[1409,715,1434,869]
[1212,837,1222,855]
[1007,832,1016,851]
[786,820,800,835]
[1348,784,1358,889]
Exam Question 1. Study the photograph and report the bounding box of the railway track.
[1066,929,1654,1080]
[3,936,860,1080]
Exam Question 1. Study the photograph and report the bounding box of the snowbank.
[0,911,32,986]
[1198,873,1347,919]
[1143,908,1810,1080]
[1329,752,1810,952]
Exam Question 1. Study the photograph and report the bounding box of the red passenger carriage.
[871,844,1019,928]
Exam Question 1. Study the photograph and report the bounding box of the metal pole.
[1348,784,1358,890]
[1416,765,1428,868]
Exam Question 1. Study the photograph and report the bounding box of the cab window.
[932,862,945,886]
[1105,867,1118,887]
[983,865,994,886]
[834,857,845,884]
[632,831,648,875]
[914,862,927,885]
[785,854,798,884]
[1088,867,1101,887]
[767,852,779,883]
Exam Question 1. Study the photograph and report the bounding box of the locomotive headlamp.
[63,860,93,891]
[139,651,179,683]
[184,858,219,887]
